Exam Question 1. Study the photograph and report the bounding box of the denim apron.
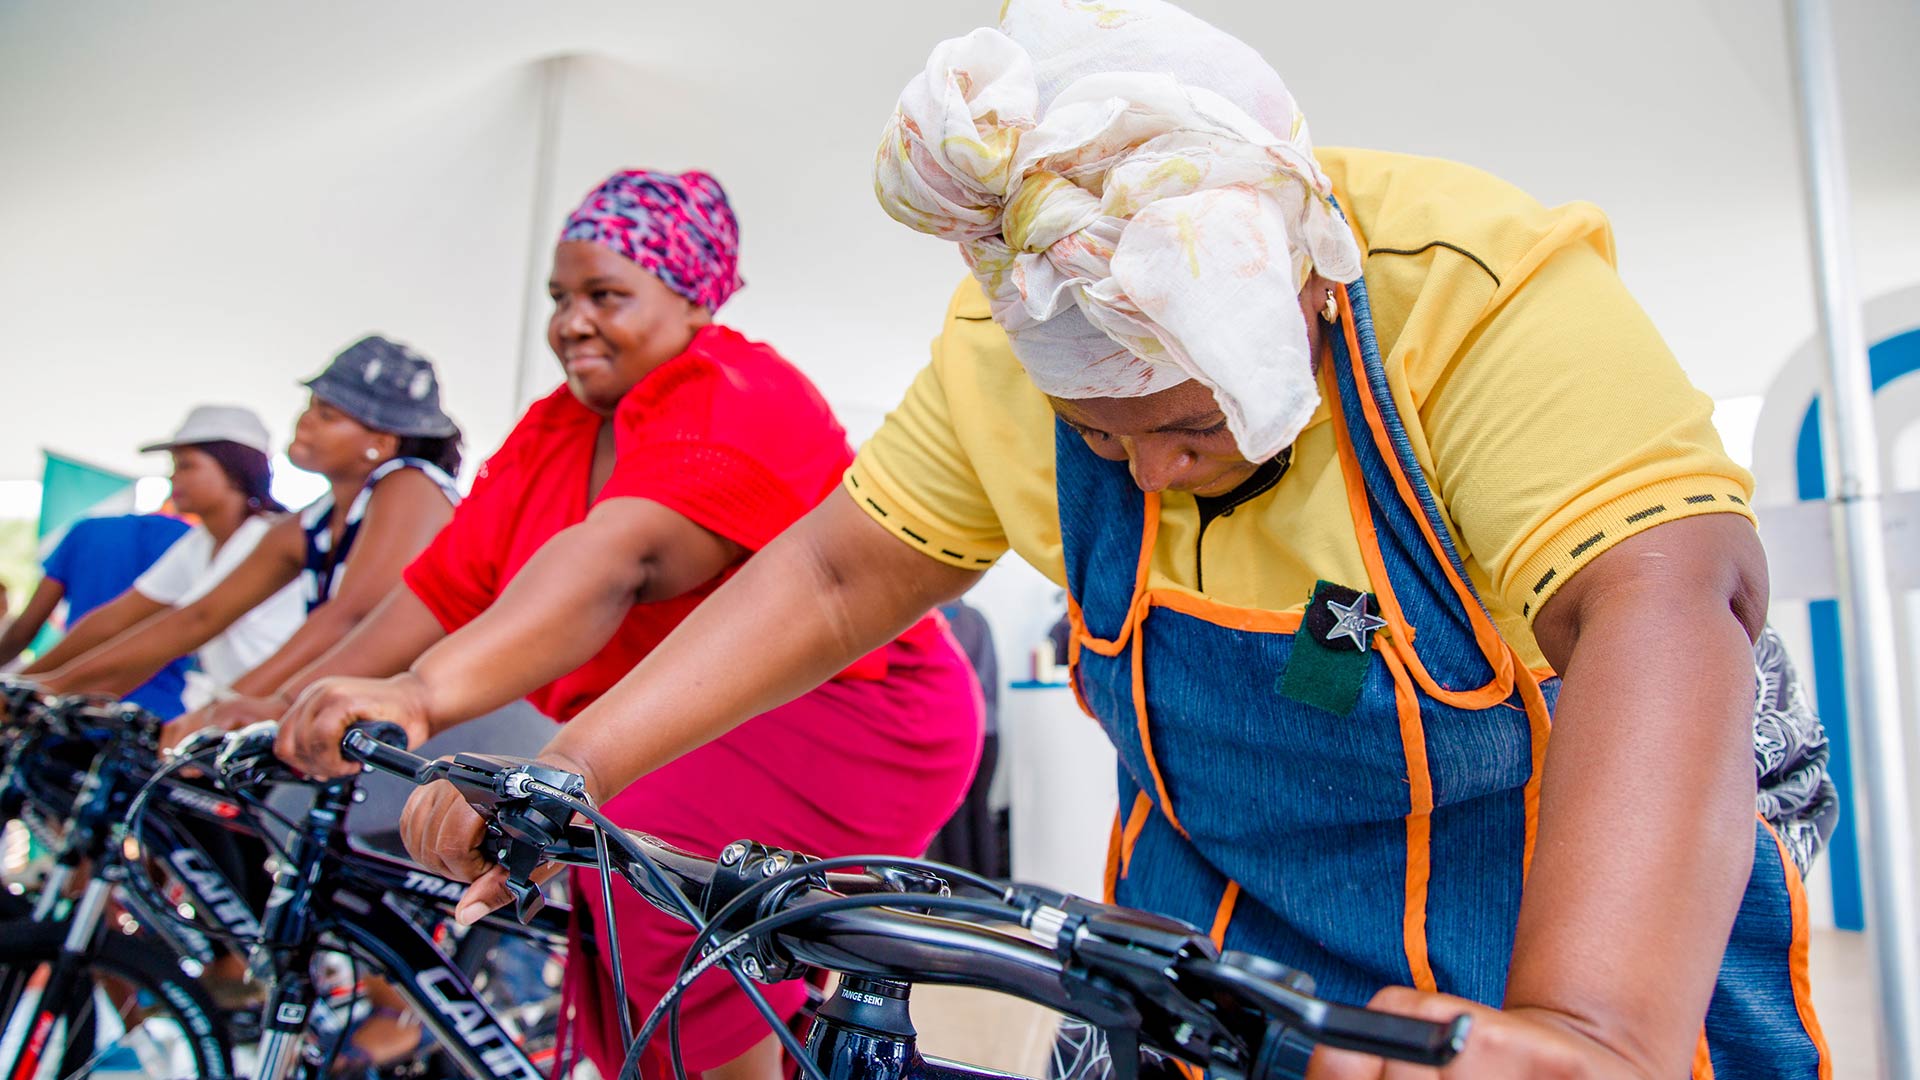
[1059,276,1829,1078]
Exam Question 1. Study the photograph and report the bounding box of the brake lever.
[474,819,550,922]
[419,753,588,924]
[170,726,229,761]
[1313,1002,1469,1065]
[1201,951,1468,1069]
[214,721,283,780]
[333,731,415,784]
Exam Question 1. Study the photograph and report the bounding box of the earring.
[1320,289,1339,324]
[364,447,380,462]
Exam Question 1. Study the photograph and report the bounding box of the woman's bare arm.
[274,494,747,772]
[23,589,169,674]
[227,470,454,697]
[0,578,65,667]
[265,585,451,702]
[541,490,979,798]
[38,518,304,696]
[393,491,978,901]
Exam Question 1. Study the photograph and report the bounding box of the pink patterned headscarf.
[560,169,744,311]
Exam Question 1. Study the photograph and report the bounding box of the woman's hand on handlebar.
[159,708,219,754]
[397,751,588,926]
[1306,988,1621,1079]
[275,673,433,778]
[400,779,511,925]
[162,694,286,753]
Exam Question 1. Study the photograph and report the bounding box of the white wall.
[3,0,1917,485]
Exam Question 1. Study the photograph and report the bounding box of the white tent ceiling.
[2,0,1916,481]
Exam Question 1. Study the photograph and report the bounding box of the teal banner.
[36,452,135,540]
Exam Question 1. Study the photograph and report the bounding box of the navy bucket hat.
[302,336,457,438]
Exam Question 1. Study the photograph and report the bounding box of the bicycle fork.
[0,875,114,1080]
[247,785,339,1080]
[26,864,71,924]
[250,964,319,1080]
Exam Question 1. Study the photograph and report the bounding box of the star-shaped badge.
[1324,594,1387,652]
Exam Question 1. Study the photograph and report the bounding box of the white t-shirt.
[134,516,306,702]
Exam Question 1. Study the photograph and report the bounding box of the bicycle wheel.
[0,919,234,1079]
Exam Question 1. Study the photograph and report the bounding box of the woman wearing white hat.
[27,403,306,708]
[37,338,463,718]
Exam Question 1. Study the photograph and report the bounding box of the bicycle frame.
[0,705,568,1080]
[0,712,245,1079]
[0,713,259,962]
[244,776,568,1080]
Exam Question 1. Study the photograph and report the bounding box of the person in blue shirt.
[0,513,193,716]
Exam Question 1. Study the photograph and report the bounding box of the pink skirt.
[559,622,983,1078]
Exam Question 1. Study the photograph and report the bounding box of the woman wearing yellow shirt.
[295,1,1826,1075]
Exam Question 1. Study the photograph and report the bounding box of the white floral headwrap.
[875,0,1361,461]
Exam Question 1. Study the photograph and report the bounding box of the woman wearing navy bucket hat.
[39,335,464,723]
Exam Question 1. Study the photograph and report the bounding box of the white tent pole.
[512,55,571,413]
[1786,0,1920,1074]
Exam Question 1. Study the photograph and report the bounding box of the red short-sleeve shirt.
[404,325,908,721]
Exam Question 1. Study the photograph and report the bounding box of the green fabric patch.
[1276,581,1376,716]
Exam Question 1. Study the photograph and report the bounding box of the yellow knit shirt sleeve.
[844,287,1016,571]
[1412,230,1756,621]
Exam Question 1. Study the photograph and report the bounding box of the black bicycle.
[0,686,244,1080]
[335,724,1471,1080]
[135,720,570,1080]
[0,683,563,1080]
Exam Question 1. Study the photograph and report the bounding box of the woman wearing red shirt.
[270,170,982,1080]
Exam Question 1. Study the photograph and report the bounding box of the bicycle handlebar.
[324,730,1469,1076]
[0,686,165,815]
[0,677,162,749]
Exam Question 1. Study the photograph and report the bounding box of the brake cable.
[623,890,1018,1080]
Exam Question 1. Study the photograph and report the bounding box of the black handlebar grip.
[350,721,408,749]
[341,722,428,781]
[1313,1002,1470,1067]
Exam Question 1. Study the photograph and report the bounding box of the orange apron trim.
[1065,597,1099,721]
[1328,286,1520,711]
[1070,493,1162,659]
[1146,589,1305,634]
[1119,791,1153,880]
[1322,356,1401,631]
[1130,601,1185,837]
[1064,489,1183,835]
[1103,808,1122,904]
[1692,1028,1716,1080]
[1133,494,1162,614]
[1333,286,1517,711]
[1380,645,1438,994]
[1514,663,1554,877]
[1068,592,1124,659]
[1762,818,1834,1079]
[1209,881,1242,950]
